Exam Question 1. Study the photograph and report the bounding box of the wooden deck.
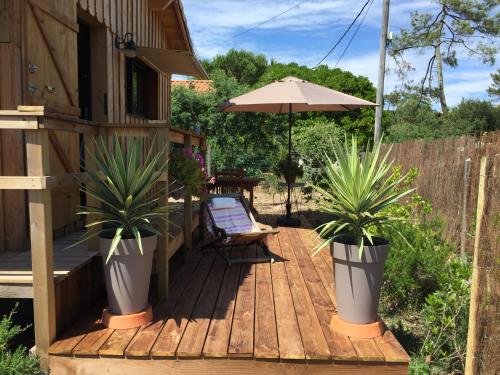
[48,223,410,375]
[0,231,95,298]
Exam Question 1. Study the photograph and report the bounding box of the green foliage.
[381,218,454,313]
[313,135,413,256]
[172,50,378,175]
[443,99,500,135]
[385,89,500,143]
[376,167,471,373]
[487,69,500,99]
[274,157,303,184]
[0,308,41,375]
[419,259,471,373]
[202,49,268,86]
[76,135,169,263]
[169,149,206,195]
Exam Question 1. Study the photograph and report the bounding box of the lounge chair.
[201,193,277,265]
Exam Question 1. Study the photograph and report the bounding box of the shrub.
[419,258,471,374]
[380,218,455,313]
[0,307,41,375]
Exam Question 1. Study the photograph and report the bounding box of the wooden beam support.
[40,117,99,135]
[0,176,46,189]
[183,134,193,261]
[0,116,38,129]
[25,129,56,371]
[157,128,170,299]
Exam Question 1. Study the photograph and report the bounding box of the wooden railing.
[0,106,205,369]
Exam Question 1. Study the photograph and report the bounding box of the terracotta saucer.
[331,314,384,338]
[102,304,153,329]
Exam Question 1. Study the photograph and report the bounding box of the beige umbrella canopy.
[220,76,376,226]
[220,76,375,113]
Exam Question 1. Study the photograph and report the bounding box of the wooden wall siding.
[79,0,175,124]
[0,0,27,252]
[23,0,81,236]
[0,0,185,250]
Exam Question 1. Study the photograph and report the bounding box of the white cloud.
[182,0,498,105]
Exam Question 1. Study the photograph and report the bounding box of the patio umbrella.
[220,76,376,226]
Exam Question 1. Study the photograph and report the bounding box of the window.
[126,58,158,119]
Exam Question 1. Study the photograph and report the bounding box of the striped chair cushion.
[207,200,257,235]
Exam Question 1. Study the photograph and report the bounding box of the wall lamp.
[115,32,137,58]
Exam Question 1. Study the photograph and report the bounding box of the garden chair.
[200,193,277,265]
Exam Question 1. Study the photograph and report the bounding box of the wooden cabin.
[0,0,206,370]
[0,1,411,374]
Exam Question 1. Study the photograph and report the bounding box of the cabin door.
[23,0,79,115]
[24,0,81,235]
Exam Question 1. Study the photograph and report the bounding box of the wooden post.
[25,129,56,371]
[157,127,170,299]
[83,133,99,251]
[199,136,207,242]
[183,133,193,261]
[374,0,390,144]
[460,158,471,259]
[465,156,488,375]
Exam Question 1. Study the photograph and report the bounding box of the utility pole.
[374,0,390,144]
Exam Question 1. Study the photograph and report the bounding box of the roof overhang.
[136,47,208,79]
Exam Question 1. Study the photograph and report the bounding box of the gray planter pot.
[99,235,157,315]
[331,237,389,324]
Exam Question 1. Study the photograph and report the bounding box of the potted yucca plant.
[75,135,169,326]
[313,135,412,325]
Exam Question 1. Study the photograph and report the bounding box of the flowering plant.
[169,148,207,196]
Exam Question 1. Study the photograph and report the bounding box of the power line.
[230,0,309,40]
[313,0,372,69]
[334,0,374,68]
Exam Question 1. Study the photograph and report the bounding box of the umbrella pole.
[286,105,292,219]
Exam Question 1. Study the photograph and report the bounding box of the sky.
[181,0,499,106]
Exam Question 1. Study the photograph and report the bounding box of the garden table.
[212,177,261,210]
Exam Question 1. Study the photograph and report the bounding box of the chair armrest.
[256,222,279,235]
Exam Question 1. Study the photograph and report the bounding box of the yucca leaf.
[131,226,143,255]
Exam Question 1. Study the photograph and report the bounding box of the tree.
[172,51,380,174]
[390,0,499,113]
[487,69,500,99]
[202,49,268,86]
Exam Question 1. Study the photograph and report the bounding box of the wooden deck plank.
[289,228,358,362]
[176,255,227,357]
[228,247,257,358]
[374,330,411,363]
[48,217,410,369]
[98,328,139,356]
[124,254,205,357]
[350,338,385,362]
[254,256,279,359]
[277,229,331,360]
[124,302,174,357]
[0,230,97,289]
[72,325,114,356]
[296,227,336,307]
[151,255,215,357]
[48,311,101,355]
[202,249,242,358]
[267,233,305,360]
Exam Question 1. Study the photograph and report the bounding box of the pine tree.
[390,0,499,113]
